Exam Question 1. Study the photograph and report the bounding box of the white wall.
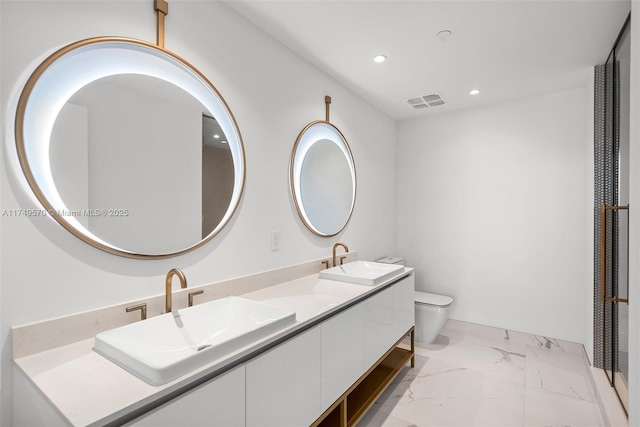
[397,88,591,343]
[0,2,398,424]
[585,69,596,364]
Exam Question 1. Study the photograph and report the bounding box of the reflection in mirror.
[16,38,245,258]
[300,139,353,233]
[290,122,356,236]
[50,75,234,254]
[202,114,233,238]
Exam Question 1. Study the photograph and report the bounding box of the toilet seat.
[414,291,453,308]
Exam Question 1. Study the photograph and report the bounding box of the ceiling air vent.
[406,93,446,110]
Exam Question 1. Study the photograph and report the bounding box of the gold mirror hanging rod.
[154,0,169,48]
[325,95,331,122]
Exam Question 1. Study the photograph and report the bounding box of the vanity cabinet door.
[128,365,245,427]
[364,275,414,369]
[320,303,365,409]
[246,327,322,427]
[392,275,415,339]
[364,286,395,369]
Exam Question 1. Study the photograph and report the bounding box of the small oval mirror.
[290,121,356,236]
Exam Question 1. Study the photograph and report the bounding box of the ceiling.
[226,0,631,120]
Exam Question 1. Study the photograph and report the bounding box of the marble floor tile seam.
[522,389,605,427]
[523,345,597,404]
[525,344,592,371]
[523,373,597,403]
[523,383,599,404]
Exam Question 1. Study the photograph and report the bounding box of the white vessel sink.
[319,260,404,286]
[94,296,296,385]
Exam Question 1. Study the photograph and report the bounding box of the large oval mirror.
[290,121,356,236]
[15,37,246,259]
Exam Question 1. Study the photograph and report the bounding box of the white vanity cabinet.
[128,276,413,427]
[392,274,415,343]
[128,365,245,427]
[245,327,322,427]
[245,275,414,427]
[314,274,415,427]
[364,285,395,369]
[320,304,366,409]
[364,275,414,369]
[11,269,414,427]
[134,274,414,427]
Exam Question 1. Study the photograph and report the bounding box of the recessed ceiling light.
[436,30,452,42]
[221,140,228,144]
[373,55,387,63]
[469,89,481,95]
[213,134,220,139]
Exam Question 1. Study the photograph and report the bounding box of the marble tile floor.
[359,319,610,427]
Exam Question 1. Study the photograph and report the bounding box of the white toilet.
[414,291,453,344]
[376,256,454,344]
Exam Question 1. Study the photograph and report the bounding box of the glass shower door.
[601,14,630,414]
[602,204,629,413]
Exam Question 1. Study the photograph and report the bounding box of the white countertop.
[14,267,413,426]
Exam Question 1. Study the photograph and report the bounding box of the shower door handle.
[600,204,629,303]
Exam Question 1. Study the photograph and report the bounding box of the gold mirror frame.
[290,98,357,237]
[15,37,246,259]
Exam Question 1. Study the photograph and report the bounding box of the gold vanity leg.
[410,328,415,368]
[339,399,347,427]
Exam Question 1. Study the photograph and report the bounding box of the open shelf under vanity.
[314,327,415,427]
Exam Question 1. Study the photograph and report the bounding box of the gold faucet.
[332,242,349,267]
[165,268,187,313]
